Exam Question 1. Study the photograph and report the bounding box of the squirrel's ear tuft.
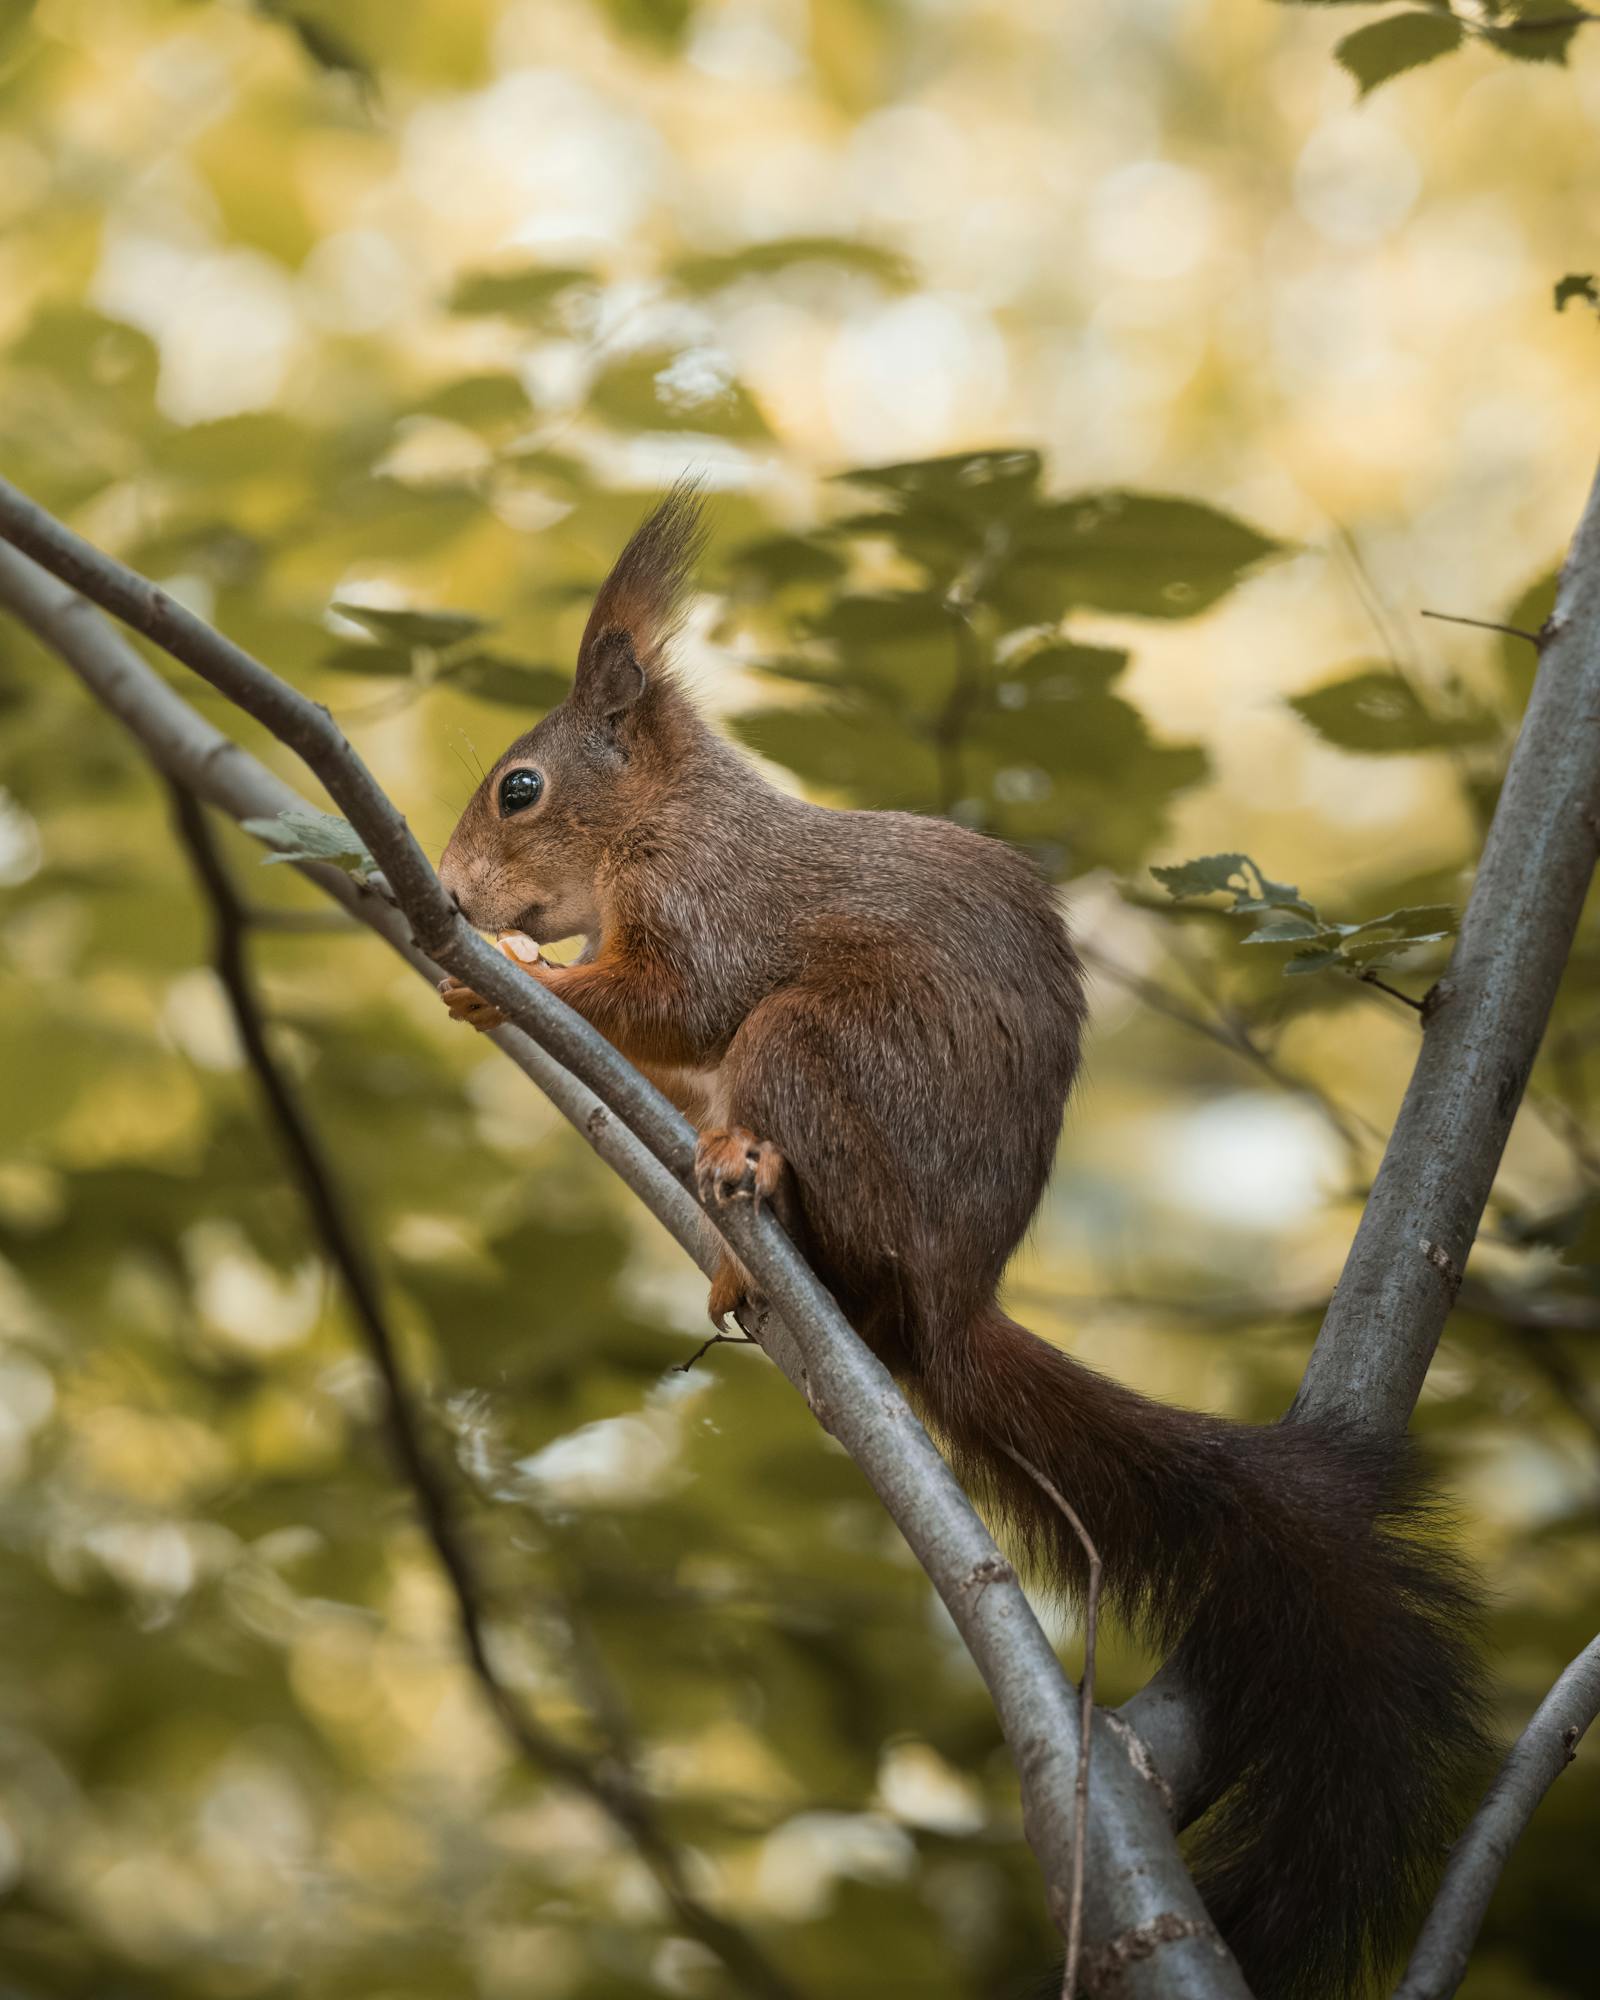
[574,480,707,714]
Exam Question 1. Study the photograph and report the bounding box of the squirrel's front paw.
[438,933,548,1033]
[438,976,506,1032]
[695,1127,786,1209]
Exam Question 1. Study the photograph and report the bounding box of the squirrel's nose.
[437,847,476,916]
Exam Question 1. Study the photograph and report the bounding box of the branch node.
[1080,1913,1225,1996]
[962,1555,1016,1604]
[1420,976,1456,1026]
[1420,1237,1463,1291]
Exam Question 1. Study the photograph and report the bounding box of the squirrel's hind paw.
[695,1127,785,1210]
[706,1255,756,1330]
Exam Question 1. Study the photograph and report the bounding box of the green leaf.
[1334,12,1463,95]
[1243,914,1338,945]
[837,449,1043,521]
[1001,643,1130,700]
[411,374,532,431]
[1348,903,1457,942]
[446,264,598,322]
[995,492,1282,623]
[282,11,376,89]
[1288,668,1500,753]
[1481,4,1584,64]
[587,347,770,438]
[442,655,571,709]
[319,643,416,679]
[724,534,851,592]
[241,808,377,879]
[1555,273,1599,313]
[1151,853,1310,914]
[330,603,491,651]
[1285,947,1347,977]
[672,236,914,294]
[596,0,693,47]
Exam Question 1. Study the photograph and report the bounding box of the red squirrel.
[436,491,1486,1998]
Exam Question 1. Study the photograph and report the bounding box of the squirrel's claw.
[706,1257,746,1330]
[437,976,506,1033]
[695,1126,785,1210]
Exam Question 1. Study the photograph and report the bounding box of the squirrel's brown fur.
[439,491,1487,1999]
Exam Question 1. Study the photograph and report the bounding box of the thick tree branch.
[165,782,797,2000]
[1298,455,1600,1431]
[1394,1634,1600,2000]
[1125,452,1600,1817]
[0,523,1244,1995]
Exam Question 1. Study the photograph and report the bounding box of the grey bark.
[1394,1634,1600,2000]
[1124,454,1600,1816]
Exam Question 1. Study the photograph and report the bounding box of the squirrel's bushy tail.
[917,1308,1488,2000]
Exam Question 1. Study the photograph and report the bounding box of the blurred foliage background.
[2,1,1600,1995]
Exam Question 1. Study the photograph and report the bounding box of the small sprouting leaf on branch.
[1150,853,1313,915]
[1479,0,1586,64]
[1556,273,1600,315]
[1287,667,1500,754]
[1335,11,1463,94]
[1152,854,1457,985]
[241,808,378,881]
[1293,0,1587,80]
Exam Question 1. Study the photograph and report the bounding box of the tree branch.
[0,521,1244,1995]
[1299,457,1600,1433]
[164,781,797,1999]
[1124,450,1600,1818]
[1393,1634,1600,2000]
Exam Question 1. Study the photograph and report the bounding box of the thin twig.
[1420,609,1542,645]
[1394,1635,1600,2000]
[163,782,802,2000]
[675,1328,759,1373]
[1358,968,1425,1013]
[1000,1443,1102,2000]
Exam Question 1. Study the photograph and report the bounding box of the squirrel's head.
[438,487,707,943]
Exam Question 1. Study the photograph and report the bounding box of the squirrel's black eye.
[498,768,544,816]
